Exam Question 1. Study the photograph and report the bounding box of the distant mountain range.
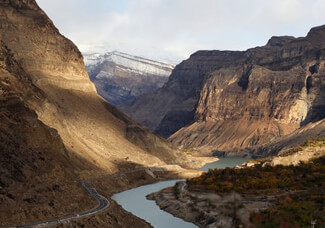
[84,51,174,105]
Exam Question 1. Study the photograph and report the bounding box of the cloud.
[36,0,325,63]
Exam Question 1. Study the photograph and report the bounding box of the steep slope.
[0,0,187,175]
[171,29,325,153]
[120,50,243,133]
[0,0,193,225]
[0,38,95,226]
[123,25,325,154]
[248,119,325,158]
[85,51,173,106]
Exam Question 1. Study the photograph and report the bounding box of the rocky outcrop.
[147,182,269,228]
[120,50,244,134]
[124,25,325,154]
[85,51,173,106]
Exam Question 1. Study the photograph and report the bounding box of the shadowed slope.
[0,0,188,176]
[0,40,97,226]
[0,0,190,225]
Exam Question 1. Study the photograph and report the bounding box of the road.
[6,180,109,228]
[4,165,183,228]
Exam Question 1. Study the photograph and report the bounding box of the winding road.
[3,165,190,228]
[7,180,109,228]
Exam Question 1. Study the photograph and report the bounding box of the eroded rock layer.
[124,25,325,154]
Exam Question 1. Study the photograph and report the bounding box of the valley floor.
[4,162,209,228]
[56,165,203,228]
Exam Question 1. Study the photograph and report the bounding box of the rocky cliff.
[85,51,173,106]
[0,0,188,225]
[123,25,325,154]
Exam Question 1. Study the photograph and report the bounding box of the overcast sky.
[36,0,325,63]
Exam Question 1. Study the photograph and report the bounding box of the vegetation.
[188,156,325,193]
[187,153,325,227]
[280,137,325,157]
[303,137,325,147]
[183,148,194,155]
[251,192,325,227]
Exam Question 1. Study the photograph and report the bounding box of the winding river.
[112,157,250,228]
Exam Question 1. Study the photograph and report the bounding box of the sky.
[36,0,325,64]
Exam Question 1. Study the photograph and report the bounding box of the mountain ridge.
[121,24,325,155]
[85,50,174,105]
[85,51,174,75]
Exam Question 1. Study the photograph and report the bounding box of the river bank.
[55,161,211,228]
[147,181,270,228]
[112,180,198,228]
[147,154,325,228]
[144,158,252,228]
[105,158,248,228]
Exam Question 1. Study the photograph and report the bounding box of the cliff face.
[0,0,188,225]
[120,50,244,134]
[85,51,172,106]
[0,0,186,171]
[125,25,325,153]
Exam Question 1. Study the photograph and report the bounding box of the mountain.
[121,25,325,155]
[0,0,188,225]
[84,51,174,105]
[0,40,95,225]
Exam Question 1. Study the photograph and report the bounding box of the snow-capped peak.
[84,51,174,77]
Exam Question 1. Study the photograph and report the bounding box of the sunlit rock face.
[0,1,191,224]
[84,51,173,106]
[0,0,187,182]
[124,25,325,153]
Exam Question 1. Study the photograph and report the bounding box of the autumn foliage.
[188,156,325,193]
[187,155,325,227]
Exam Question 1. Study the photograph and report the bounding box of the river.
[200,157,250,171]
[111,157,250,228]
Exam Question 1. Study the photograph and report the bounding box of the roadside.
[62,165,203,227]
[9,181,109,228]
[8,162,209,228]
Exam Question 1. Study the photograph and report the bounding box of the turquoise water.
[112,158,249,228]
[200,157,250,171]
[112,179,197,228]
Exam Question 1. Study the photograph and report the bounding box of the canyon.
[122,26,325,156]
[1,0,325,227]
[0,0,196,226]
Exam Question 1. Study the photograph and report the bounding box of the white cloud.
[36,0,325,63]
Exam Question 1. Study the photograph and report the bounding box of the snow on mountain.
[83,51,174,106]
[84,51,174,78]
